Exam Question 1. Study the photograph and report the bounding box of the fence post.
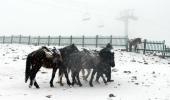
[48,35,50,46]
[82,35,85,47]
[162,40,165,58]
[126,37,128,51]
[28,36,31,45]
[143,39,147,54]
[96,35,98,48]
[11,35,13,44]
[19,35,21,44]
[3,36,5,44]
[70,35,72,45]
[58,35,61,46]
[164,45,167,57]
[110,35,112,44]
[37,36,40,45]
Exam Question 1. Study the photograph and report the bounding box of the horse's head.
[106,43,113,49]
[100,50,115,67]
[136,38,142,44]
[70,44,79,53]
[52,48,63,63]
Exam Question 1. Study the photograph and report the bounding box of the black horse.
[58,44,79,86]
[96,43,114,82]
[82,43,114,83]
[129,38,142,52]
[25,46,63,88]
[66,45,115,87]
[89,49,115,87]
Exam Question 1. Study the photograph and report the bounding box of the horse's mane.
[41,46,51,52]
[129,38,142,43]
[59,44,79,58]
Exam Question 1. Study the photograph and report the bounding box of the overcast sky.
[0,0,170,45]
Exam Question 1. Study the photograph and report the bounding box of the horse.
[129,38,142,52]
[81,49,98,81]
[25,46,63,88]
[89,49,115,87]
[96,43,114,82]
[57,44,79,86]
[66,45,115,87]
[82,43,114,82]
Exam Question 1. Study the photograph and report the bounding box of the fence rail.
[1,35,170,57]
[0,35,128,48]
[136,39,170,57]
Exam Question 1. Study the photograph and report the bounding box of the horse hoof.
[71,83,75,86]
[29,85,32,88]
[60,83,64,86]
[89,83,93,87]
[50,85,54,88]
[107,80,114,82]
[67,82,71,86]
[79,84,82,87]
[36,86,40,89]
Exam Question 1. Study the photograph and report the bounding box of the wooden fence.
[136,39,170,57]
[0,35,169,57]
[0,35,128,48]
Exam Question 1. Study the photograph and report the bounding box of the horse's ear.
[71,43,75,47]
[106,43,113,49]
[53,47,56,49]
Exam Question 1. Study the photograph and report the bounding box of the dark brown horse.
[129,38,142,52]
[25,46,65,88]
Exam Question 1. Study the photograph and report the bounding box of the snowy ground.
[0,44,170,100]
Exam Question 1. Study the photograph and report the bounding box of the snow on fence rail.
[0,35,169,57]
[0,35,128,48]
[136,39,170,57]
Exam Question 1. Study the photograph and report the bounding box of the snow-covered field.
[0,44,170,100]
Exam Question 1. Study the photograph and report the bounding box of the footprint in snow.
[46,95,52,98]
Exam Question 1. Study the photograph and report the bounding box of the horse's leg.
[59,69,64,86]
[106,67,114,82]
[82,69,86,80]
[34,80,40,89]
[100,73,107,85]
[129,44,132,52]
[84,69,91,81]
[89,70,96,87]
[134,45,137,52]
[76,72,82,87]
[71,72,76,86]
[59,73,64,86]
[64,68,71,86]
[74,76,79,85]
[33,67,41,89]
[29,66,40,88]
[95,72,100,83]
[135,44,139,53]
[50,67,58,87]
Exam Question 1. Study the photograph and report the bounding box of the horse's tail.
[25,54,32,83]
